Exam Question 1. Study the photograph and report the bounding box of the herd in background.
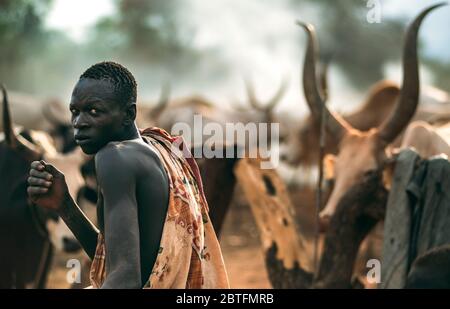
[1,3,450,288]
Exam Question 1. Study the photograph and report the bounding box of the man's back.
[95,138,169,287]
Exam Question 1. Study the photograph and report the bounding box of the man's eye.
[70,108,79,115]
[89,108,99,115]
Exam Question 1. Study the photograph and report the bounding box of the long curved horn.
[1,84,41,160]
[318,60,330,102]
[297,22,350,140]
[149,81,171,119]
[245,77,289,112]
[2,84,17,146]
[265,76,289,111]
[244,78,265,111]
[378,3,447,144]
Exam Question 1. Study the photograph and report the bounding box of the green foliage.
[87,0,202,72]
[0,0,52,90]
[0,0,448,96]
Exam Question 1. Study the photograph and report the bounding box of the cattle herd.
[1,4,450,289]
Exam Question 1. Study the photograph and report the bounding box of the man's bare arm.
[95,145,142,289]
[59,191,99,259]
[28,161,99,259]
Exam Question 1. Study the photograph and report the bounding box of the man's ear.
[123,103,137,126]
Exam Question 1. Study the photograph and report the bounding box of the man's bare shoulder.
[95,138,166,181]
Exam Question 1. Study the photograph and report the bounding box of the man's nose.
[73,113,90,129]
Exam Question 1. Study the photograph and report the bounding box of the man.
[27,61,229,288]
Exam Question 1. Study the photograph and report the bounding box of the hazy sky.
[45,0,115,42]
[44,0,450,115]
[44,0,450,61]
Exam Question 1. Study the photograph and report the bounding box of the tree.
[291,0,405,89]
[88,0,202,71]
[0,0,52,90]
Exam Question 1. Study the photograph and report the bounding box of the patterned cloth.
[89,127,229,288]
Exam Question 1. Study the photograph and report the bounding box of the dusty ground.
[46,193,279,289]
[46,185,380,289]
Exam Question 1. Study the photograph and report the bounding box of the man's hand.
[27,160,69,212]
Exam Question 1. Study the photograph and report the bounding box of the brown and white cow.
[280,38,450,170]
[401,120,450,159]
[281,81,450,169]
[297,3,444,231]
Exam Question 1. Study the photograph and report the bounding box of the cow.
[0,91,76,153]
[401,120,450,159]
[236,77,289,123]
[280,68,450,170]
[141,94,277,156]
[0,85,93,288]
[135,82,171,129]
[281,82,450,169]
[243,6,446,289]
[238,65,331,145]
[296,3,444,231]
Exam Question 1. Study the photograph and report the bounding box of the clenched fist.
[27,160,69,212]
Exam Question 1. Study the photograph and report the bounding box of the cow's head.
[279,60,332,166]
[230,77,290,155]
[242,77,289,124]
[42,98,76,153]
[297,3,445,231]
[282,81,402,166]
[1,85,82,253]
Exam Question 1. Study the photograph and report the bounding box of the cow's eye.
[364,170,374,177]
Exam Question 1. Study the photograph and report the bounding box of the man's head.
[70,61,138,154]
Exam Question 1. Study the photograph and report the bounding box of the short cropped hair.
[80,61,137,106]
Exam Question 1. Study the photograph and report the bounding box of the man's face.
[70,78,125,154]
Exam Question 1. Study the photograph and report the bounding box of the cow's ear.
[323,154,336,180]
[382,158,397,190]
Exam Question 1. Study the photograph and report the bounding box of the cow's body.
[0,86,93,288]
[401,121,450,159]
[0,135,54,288]
[138,94,281,154]
[0,91,70,132]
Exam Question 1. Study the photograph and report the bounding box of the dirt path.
[46,185,328,289]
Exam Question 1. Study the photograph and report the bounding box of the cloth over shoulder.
[89,127,229,289]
